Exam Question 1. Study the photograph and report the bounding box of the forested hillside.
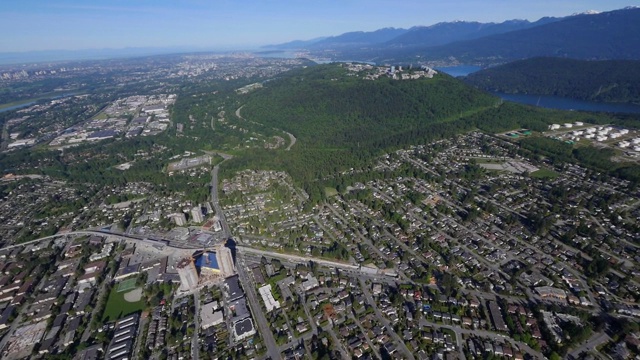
[229,64,497,194]
[464,57,640,104]
[222,64,640,199]
[242,64,497,148]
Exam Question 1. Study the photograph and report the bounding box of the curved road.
[235,105,296,151]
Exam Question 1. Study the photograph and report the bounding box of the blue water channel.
[436,65,640,114]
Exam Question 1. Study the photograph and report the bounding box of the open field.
[116,277,137,292]
[91,111,109,120]
[530,168,560,178]
[324,187,338,197]
[102,286,145,322]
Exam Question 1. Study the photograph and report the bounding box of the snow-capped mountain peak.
[571,10,601,16]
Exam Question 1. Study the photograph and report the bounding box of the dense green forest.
[228,64,497,187]
[242,64,498,148]
[464,57,640,104]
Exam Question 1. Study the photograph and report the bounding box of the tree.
[549,352,562,360]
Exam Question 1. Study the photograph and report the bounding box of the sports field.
[102,286,145,322]
[116,278,137,293]
[530,168,560,179]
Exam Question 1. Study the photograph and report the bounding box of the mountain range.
[264,7,640,65]
[267,17,559,50]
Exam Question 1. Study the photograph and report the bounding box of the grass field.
[530,168,560,179]
[116,278,137,293]
[324,187,338,197]
[102,286,145,322]
[91,111,109,120]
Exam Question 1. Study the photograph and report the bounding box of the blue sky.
[0,0,636,52]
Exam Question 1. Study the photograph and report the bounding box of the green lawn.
[102,287,146,322]
[116,278,137,292]
[530,168,559,179]
[324,187,338,197]
[91,111,109,120]
[472,158,504,164]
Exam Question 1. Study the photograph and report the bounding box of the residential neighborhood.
[0,130,638,359]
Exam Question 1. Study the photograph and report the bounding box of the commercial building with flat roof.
[233,318,256,341]
[200,301,224,329]
[258,284,280,312]
[224,275,244,301]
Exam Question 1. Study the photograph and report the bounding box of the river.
[436,65,482,77]
[0,101,36,113]
[0,92,78,114]
[435,65,640,114]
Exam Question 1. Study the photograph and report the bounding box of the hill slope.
[241,64,496,149]
[464,57,640,104]
[227,64,497,186]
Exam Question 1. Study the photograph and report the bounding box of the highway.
[236,245,359,271]
[0,229,204,253]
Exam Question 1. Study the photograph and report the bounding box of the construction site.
[175,243,235,292]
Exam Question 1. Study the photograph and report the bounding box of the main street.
[192,289,201,360]
[236,252,281,360]
[206,150,281,360]
[210,152,233,239]
[236,245,359,271]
